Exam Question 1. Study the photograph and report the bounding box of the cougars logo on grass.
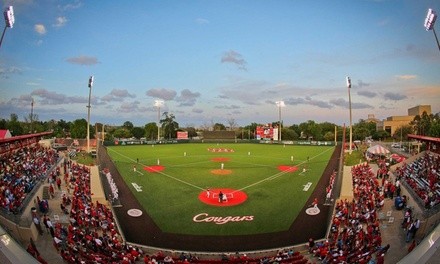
[193,213,254,225]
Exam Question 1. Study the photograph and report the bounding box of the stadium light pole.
[154,100,164,141]
[30,97,34,133]
[275,101,285,142]
[425,8,440,52]
[0,6,14,49]
[346,76,353,154]
[87,76,94,153]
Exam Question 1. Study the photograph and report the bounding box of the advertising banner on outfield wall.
[177,131,189,140]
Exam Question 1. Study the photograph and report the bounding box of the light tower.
[0,6,15,48]
[87,76,94,153]
[275,100,285,142]
[346,76,353,154]
[424,8,440,52]
[154,100,164,141]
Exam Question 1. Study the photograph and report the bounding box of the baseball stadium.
[1,2,440,264]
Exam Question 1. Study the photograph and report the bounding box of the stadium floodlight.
[275,101,285,142]
[154,100,164,141]
[0,6,15,48]
[346,76,353,154]
[87,76,94,153]
[424,8,440,52]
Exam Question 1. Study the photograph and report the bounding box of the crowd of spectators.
[394,152,440,209]
[49,162,144,263]
[0,144,58,214]
[310,163,388,264]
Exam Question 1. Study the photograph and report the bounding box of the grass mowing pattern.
[107,143,334,236]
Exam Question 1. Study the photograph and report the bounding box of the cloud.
[0,66,22,79]
[53,16,68,28]
[357,80,370,88]
[34,24,47,35]
[59,0,83,11]
[214,105,241,109]
[219,79,269,105]
[66,56,99,66]
[383,92,407,101]
[357,90,377,98]
[192,108,203,113]
[146,88,177,101]
[330,98,374,109]
[175,89,200,106]
[284,97,333,109]
[221,50,247,71]
[101,89,136,102]
[195,18,209,24]
[117,101,140,113]
[30,88,90,105]
[395,75,417,80]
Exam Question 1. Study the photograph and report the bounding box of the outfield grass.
[107,143,334,236]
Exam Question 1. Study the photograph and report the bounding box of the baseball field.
[106,143,335,241]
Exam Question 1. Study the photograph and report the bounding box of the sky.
[0,0,439,128]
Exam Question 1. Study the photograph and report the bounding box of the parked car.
[391,143,401,148]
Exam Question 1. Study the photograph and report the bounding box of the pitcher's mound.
[199,188,247,207]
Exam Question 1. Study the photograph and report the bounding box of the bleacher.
[396,152,440,209]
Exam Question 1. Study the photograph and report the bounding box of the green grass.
[344,150,365,166]
[107,143,334,236]
[72,152,96,166]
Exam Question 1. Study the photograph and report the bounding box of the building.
[366,114,379,123]
[376,105,431,136]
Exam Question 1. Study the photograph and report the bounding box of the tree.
[184,127,198,138]
[70,119,88,139]
[392,125,412,141]
[160,112,179,139]
[298,120,322,140]
[131,127,145,139]
[7,113,24,136]
[123,121,134,130]
[428,113,440,137]
[113,128,131,139]
[227,118,237,131]
[410,111,433,136]
[374,130,390,141]
[144,122,158,140]
[213,123,226,131]
[24,112,39,133]
[0,118,7,129]
[353,119,376,140]
[280,128,298,140]
[323,131,335,141]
